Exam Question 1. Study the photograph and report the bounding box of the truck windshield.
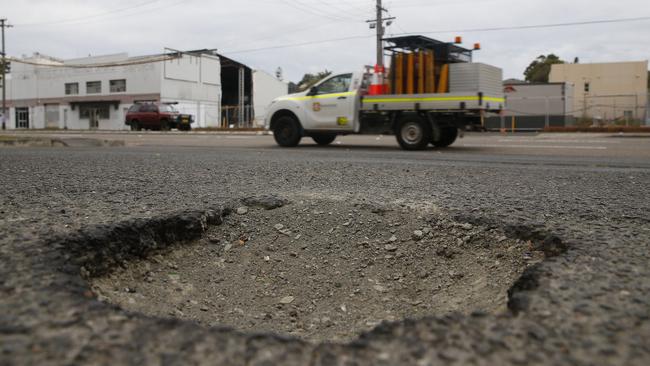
[159,104,178,113]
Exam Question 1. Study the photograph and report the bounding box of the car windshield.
[159,104,178,113]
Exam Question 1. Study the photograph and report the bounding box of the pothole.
[90,198,544,343]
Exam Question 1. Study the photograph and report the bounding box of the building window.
[65,83,79,95]
[86,81,101,94]
[110,79,126,93]
[584,82,590,93]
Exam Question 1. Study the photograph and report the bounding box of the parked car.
[125,102,194,131]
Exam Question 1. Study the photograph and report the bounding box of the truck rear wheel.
[432,127,458,147]
[273,116,302,147]
[395,114,431,151]
[311,133,337,146]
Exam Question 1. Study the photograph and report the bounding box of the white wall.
[8,55,161,101]
[252,70,288,127]
[503,83,570,116]
[161,54,221,127]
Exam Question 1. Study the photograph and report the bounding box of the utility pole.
[1,18,12,130]
[375,0,384,68]
[367,1,395,69]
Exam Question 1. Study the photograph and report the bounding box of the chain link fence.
[486,92,649,131]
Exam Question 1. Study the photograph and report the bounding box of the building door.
[16,108,29,129]
[89,109,99,129]
[45,104,60,129]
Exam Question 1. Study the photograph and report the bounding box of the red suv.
[125,103,194,131]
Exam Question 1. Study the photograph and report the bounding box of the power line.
[278,0,360,23]
[224,15,650,55]
[7,54,181,68]
[298,0,372,20]
[225,35,371,55]
[406,16,650,35]
[14,0,166,27]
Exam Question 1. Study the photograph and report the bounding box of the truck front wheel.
[432,127,458,147]
[273,116,302,147]
[311,133,337,146]
[395,114,431,151]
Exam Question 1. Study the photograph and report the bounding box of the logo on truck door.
[313,102,321,112]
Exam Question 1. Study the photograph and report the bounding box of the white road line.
[497,139,620,144]
[461,144,608,150]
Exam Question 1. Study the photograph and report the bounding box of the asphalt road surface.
[1,131,649,365]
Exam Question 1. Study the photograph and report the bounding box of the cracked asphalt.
[1,132,649,365]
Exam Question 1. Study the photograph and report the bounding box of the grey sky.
[2,0,649,82]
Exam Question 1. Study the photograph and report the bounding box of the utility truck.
[265,36,504,150]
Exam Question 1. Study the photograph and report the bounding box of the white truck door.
[303,73,356,130]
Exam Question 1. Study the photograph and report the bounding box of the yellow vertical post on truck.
[425,51,435,93]
[395,52,404,94]
[418,51,425,94]
[437,64,449,93]
[407,52,415,94]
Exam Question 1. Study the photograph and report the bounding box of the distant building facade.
[4,50,287,130]
[550,61,648,123]
[5,51,222,130]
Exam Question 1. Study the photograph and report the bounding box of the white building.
[252,69,290,126]
[550,61,648,123]
[3,50,288,130]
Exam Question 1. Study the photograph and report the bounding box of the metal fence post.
[545,97,550,128]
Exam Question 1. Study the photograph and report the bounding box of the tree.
[524,54,565,83]
[295,70,332,92]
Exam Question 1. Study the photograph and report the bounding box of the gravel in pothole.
[91,198,543,343]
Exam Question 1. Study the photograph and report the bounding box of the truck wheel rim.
[402,122,423,144]
[281,126,292,139]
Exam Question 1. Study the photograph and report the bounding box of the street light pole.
[1,18,12,130]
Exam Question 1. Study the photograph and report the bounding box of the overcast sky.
[1,0,649,82]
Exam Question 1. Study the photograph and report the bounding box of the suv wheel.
[130,120,141,131]
[273,116,302,147]
[160,119,170,131]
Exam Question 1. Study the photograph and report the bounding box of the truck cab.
[265,71,367,145]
